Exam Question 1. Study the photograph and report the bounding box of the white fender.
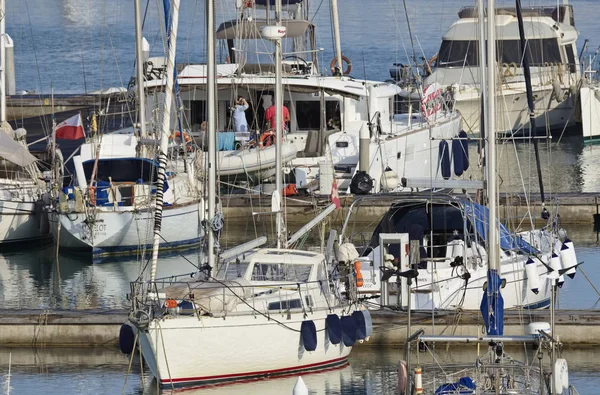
[560,238,578,279]
[525,258,540,294]
[548,253,562,284]
[554,358,569,391]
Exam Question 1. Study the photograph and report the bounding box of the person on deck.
[265,102,290,132]
[232,96,249,133]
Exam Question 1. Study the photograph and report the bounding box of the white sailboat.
[0,0,48,246]
[337,0,580,311]
[47,0,203,257]
[120,0,366,387]
[398,1,576,392]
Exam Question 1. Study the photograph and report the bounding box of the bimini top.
[462,200,537,254]
[362,195,537,255]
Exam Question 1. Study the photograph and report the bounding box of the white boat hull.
[454,85,575,135]
[0,199,48,245]
[217,142,297,181]
[48,201,203,256]
[137,307,352,387]
[290,112,463,192]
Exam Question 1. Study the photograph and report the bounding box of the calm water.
[1,346,600,394]
[3,0,600,394]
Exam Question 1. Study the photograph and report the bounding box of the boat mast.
[0,0,5,124]
[150,0,180,282]
[207,0,217,267]
[479,0,504,338]
[486,0,499,276]
[330,0,343,75]
[477,0,488,156]
[134,0,147,140]
[515,0,547,214]
[275,0,285,249]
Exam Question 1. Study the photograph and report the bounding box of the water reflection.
[1,346,599,395]
[0,224,599,310]
[460,134,600,194]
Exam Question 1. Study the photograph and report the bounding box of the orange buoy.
[163,299,178,309]
[354,260,364,287]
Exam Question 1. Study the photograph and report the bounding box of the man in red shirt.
[265,103,290,131]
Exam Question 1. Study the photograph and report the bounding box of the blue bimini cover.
[435,376,476,394]
[462,200,537,254]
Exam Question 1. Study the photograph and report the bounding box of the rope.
[121,331,138,395]
[156,320,175,392]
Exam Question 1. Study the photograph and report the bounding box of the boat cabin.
[427,5,580,86]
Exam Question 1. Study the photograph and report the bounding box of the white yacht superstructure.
[424,4,580,135]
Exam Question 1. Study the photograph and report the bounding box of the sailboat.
[46,1,204,257]
[337,0,580,311]
[0,0,49,246]
[119,0,366,388]
[397,1,576,393]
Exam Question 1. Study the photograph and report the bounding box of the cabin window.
[437,40,479,67]
[436,38,562,68]
[295,100,341,130]
[565,44,576,73]
[191,100,206,132]
[251,263,312,282]
[268,296,313,311]
[296,101,320,130]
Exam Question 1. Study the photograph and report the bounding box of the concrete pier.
[220,193,600,228]
[0,308,599,347]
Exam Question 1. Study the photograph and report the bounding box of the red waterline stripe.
[160,355,349,384]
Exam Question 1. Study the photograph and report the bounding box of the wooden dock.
[0,308,598,348]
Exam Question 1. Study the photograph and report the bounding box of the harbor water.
[3,0,600,393]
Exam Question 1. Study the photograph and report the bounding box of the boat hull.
[217,142,297,181]
[454,85,575,135]
[137,307,352,387]
[0,199,48,245]
[48,201,203,256]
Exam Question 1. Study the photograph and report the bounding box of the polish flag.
[55,113,85,140]
[330,178,340,209]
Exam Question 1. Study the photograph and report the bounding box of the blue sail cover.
[480,270,504,336]
[462,201,537,254]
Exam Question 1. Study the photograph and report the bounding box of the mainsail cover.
[462,200,537,254]
[0,124,37,167]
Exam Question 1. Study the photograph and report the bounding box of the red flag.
[55,114,85,140]
[330,178,340,209]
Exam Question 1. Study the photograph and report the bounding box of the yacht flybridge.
[142,0,463,193]
[423,3,581,135]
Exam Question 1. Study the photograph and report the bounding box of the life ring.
[502,62,517,78]
[259,131,275,147]
[170,131,193,151]
[330,55,352,75]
